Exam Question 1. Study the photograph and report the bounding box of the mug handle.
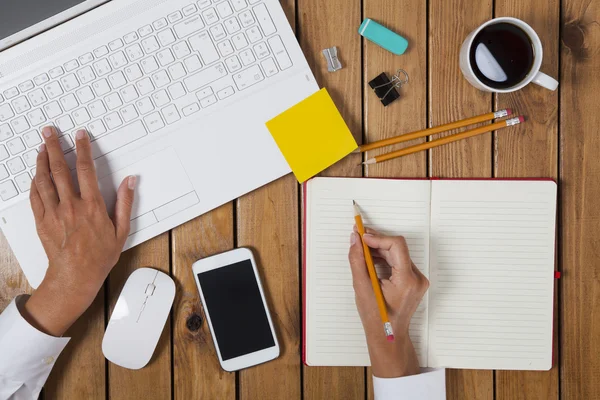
[532,71,559,91]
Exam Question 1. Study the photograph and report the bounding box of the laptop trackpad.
[98,147,196,230]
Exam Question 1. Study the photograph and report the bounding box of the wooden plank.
[236,1,302,398]
[297,0,364,398]
[0,234,32,310]
[428,0,494,398]
[363,0,427,398]
[237,175,301,400]
[493,0,560,399]
[172,204,235,400]
[45,297,105,399]
[560,0,600,398]
[107,237,172,399]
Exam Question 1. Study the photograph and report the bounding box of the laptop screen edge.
[0,0,110,52]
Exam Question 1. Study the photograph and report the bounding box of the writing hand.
[348,228,429,378]
[22,126,136,337]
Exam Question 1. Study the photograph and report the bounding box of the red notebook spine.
[302,181,308,365]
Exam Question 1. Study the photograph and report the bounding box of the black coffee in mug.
[469,22,534,89]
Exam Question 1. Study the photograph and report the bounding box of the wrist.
[365,325,420,378]
[22,277,96,337]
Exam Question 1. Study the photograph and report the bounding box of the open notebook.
[303,177,557,370]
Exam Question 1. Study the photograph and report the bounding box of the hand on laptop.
[348,228,429,378]
[21,126,136,337]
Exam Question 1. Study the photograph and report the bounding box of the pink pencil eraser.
[518,116,525,123]
[387,335,395,342]
[506,108,513,116]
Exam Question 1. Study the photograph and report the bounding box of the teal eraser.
[359,18,408,55]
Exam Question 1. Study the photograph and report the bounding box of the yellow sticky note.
[266,88,358,183]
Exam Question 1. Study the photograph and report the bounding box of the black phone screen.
[197,260,275,361]
[0,0,91,41]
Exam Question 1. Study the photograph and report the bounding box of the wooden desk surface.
[1,0,598,398]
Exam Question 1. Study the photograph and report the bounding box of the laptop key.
[182,103,200,116]
[0,145,9,161]
[124,31,139,44]
[183,63,226,91]
[64,60,79,72]
[0,104,15,122]
[183,4,197,16]
[174,15,205,38]
[0,124,13,141]
[49,67,65,79]
[253,4,276,36]
[19,81,35,92]
[15,172,31,193]
[7,157,25,174]
[143,112,165,133]
[0,180,18,200]
[189,31,220,64]
[232,64,264,90]
[268,35,293,70]
[162,104,180,124]
[0,164,8,179]
[3,88,19,99]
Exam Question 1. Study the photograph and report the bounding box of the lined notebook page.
[305,178,431,366]
[428,180,556,370]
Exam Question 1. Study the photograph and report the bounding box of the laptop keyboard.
[0,0,293,202]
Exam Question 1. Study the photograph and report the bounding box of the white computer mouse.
[102,267,175,370]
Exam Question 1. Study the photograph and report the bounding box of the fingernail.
[127,175,137,190]
[350,232,357,245]
[76,130,86,140]
[42,127,54,138]
[39,143,46,152]
[363,233,374,238]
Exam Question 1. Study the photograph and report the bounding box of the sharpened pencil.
[357,109,513,153]
[353,200,395,342]
[363,116,525,165]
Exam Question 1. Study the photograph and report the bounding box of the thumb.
[348,232,370,286]
[114,175,136,243]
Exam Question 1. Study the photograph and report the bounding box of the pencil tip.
[352,200,356,205]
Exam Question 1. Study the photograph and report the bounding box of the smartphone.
[192,248,280,371]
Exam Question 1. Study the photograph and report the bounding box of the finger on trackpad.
[98,148,197,221]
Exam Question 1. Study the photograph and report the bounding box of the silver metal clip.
[371,69,409,102]
[322,46,343,72]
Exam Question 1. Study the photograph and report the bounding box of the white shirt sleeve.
[0,295,70,400]
[373,368,446,400]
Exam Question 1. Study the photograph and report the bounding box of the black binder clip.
[368,69,409,107]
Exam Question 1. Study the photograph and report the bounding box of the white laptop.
[0,0,318,288]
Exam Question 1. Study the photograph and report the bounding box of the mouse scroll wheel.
[145,283,156,296]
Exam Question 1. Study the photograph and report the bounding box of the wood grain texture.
[429,0,493,179]
[45,296,105,400]
[237,175,301,400]
[560,0,600,398]
[297,0,364,398]
[429,0,494,398]
[362,1,427,398]
[494,0,560,399]
[107,237,172,400]
[0,233,31,310]
[363,0,427,179]
[172,204,235,400]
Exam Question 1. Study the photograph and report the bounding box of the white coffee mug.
[459,17,558,93]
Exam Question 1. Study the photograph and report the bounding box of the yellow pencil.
[357,109,513,153]
[364,116,525,165]
[353,200,394,341]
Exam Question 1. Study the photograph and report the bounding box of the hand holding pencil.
[348,206,430,378]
